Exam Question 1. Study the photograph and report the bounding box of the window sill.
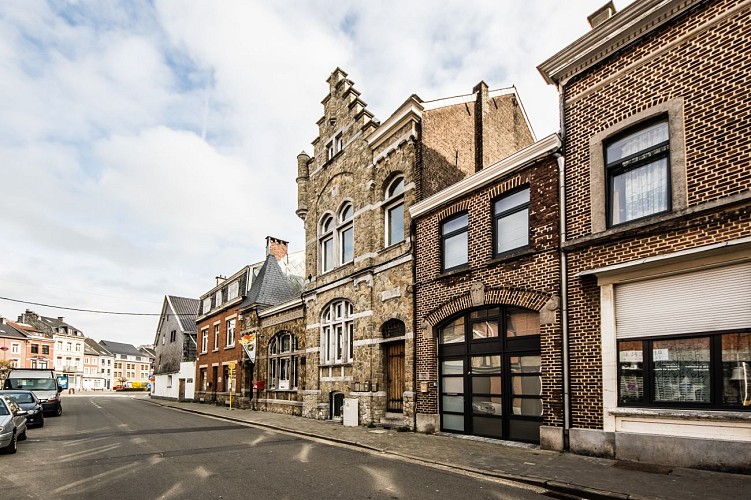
[489,246,535,265]
[438,265,470,279]
[320,362,354,368]
[609,407,751,421]
[212,349,219,353]
[565,190,751,252]
[225,345,236,350]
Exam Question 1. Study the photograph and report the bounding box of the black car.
[0,390,44,428]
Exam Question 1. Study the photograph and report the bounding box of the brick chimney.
[266,236,289,261]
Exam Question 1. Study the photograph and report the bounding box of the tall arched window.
[384,176,405,246]
[321,300,354,365]
[339,202,354,264]
[268,331,298,390]
[319,214,334,273]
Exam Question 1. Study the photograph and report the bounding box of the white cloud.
[0,0,626,345]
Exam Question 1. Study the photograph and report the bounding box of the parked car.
[0,391,44,428]
[0,397,28,454]
[3,369,62,417]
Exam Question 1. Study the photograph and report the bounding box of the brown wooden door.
[385,341,405,412]
[178,379,185,401]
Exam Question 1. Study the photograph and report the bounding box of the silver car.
[0,396,28,454]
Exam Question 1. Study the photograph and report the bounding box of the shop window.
[617,332,751,409]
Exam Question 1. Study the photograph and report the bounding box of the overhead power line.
[0,295,160,316]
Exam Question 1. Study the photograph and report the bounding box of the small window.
[339,203,354,264]
[226,319,236,347]
[215,290,223,307]
[201,329,208,353]
[606,119,670,226]
[227,281,239,301]
[441,213,468,271]
[202,297,211,314]
[494,188,530,255]
[320,214,334,273]
[385,177,405,246]
[326,141,334,161]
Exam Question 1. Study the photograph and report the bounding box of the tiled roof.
[85,338,113,356]
[239,254,297,309]
[0,322,27,340]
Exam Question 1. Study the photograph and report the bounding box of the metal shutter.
[615,261,751,339]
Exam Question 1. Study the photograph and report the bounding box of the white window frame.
[227,281,239,301]
[201,328,208,353]
[226,318,236,347]
[338,202,354,265]
[215,290,222,308]
[11,343,20,354]
[320,300,354,365]
[213,324,220,351]
[202,297,211,314]
[320,214,335,273]
[493,187,530,255]
[384,176,406,247]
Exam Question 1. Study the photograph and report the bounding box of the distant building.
[100,340,151,388]
[0,318,28,369]
[85,338,114,390]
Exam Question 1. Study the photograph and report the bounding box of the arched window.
[319,214,334,273]
[338,202,354,264]
[384,176,405,246]
[268,331,298,390]
[321,300,354,365]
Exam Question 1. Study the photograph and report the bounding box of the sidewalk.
[144,398,750,500]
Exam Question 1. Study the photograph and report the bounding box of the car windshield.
[6,393,34,403]
[5,379,56,391]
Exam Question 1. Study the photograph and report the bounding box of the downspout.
[557,81,571,450]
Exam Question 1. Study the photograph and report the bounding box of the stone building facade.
[295,68,534,426]
[411,135,562,443]
[538,0,751,470]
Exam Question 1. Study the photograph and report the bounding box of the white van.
[3,369,62,416]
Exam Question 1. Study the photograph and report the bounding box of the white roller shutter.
[615,261,751,339]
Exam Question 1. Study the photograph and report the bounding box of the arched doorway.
[382,319,405,413]
[438,306,542,443]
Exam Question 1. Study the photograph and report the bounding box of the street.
[0,395,552,499]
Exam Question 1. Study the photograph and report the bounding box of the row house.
[152,295,200,401]
[0,318,29,368]
[18,310,85,390]
[100,340,151,387]
[15,322,54,369]
[294,68,533,426]
[537,0,751,469]
[238,240,305,413]
[195,237,303,406]
[411,135,562,442]
[82,342,105,390]
[85,338,114,390]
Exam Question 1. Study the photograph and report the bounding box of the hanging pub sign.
[238,333,257,364]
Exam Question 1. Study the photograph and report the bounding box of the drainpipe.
[556,81,571,450]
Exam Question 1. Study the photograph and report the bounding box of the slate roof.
[0,321,27,340]
[85,338,113,357]
[166,295,199,333]
[239,253,297,310]
[39,316,83,336]
[98,340,144,357]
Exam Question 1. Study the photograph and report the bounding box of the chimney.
[266,236,289,261]
[215,276,227,286]
[0,317,5,325]
[58,316,65,322]
[473,81,489,172]
[588,1,616,29]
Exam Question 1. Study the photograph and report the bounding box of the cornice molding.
[538,0,703,85]
[366,96,423,151]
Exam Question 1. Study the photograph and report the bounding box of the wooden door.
[178,379,185,401]
[385,341,405,412]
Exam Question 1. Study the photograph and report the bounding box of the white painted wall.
[152,362,196,401]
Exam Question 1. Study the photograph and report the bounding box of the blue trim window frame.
[493,187,530,256]
[441,212,468,272]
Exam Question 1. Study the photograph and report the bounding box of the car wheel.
[56,406,63,417]
[3,432,18,454]
[38,416,45,428]
[18,429,27,441]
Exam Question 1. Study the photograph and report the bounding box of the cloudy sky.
[0,0,627,347]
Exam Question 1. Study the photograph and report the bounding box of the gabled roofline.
[366,95,424,151]
[409,133,561,219]
[538,0,703,86]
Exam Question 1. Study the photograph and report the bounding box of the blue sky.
[0,0,626,346]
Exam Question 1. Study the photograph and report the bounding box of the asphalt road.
[0,395,554,499]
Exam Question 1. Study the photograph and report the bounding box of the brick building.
[538,0,751,469]
[411,135,562,442]
[295,68,533,426]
